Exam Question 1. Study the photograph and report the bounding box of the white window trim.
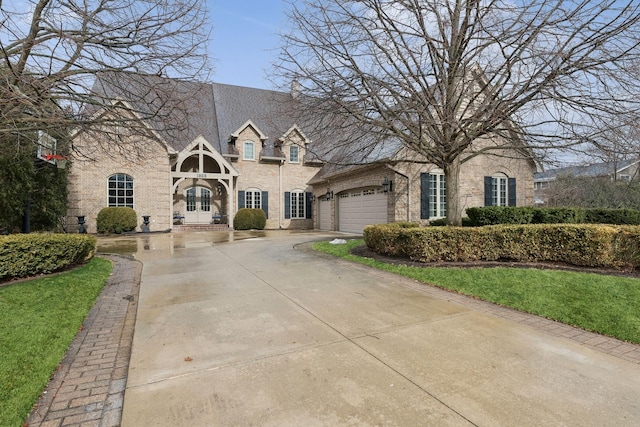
[430,172,446,219]
[491,174,508,207]
[245,189,262,209]
[108,173,134,209]
[290,190,305,219]
[289,145,300,163]
[243,140,255,161]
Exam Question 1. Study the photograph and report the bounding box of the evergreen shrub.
[96,207,137,234]
[363,223,640,269]
[531,208,585,224]
[429,218,475,227]
[0,233,96,281]
[466,206,535,226]
[233,208,266,230]
[465,206,640,225]
[584,208,640,225]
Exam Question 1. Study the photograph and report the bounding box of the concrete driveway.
[120,231,640,426]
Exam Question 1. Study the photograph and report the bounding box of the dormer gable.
[278,124,323,165]
[280,124,309,146]
[229,119,268,143]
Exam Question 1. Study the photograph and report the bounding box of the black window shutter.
[238,191,245,209]
[508,178,517,206]
[262,191,269,218]
[284,192,291,219]
[420,173,430,219]
[484,177,493,206]
[305,192,312,219]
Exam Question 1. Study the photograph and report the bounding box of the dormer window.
[289,145,299,163]
[243,141,255,160]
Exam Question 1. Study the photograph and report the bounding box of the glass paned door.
[184,187,212,223]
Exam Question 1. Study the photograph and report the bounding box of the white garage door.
[318,198,331,231]
[338,188,388,234]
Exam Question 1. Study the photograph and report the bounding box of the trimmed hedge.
[466,206,536,225]
[96,207,137,234]
[466,206,640,226]
[0,234,97,281]
[584,208,640,225]
[429,217,475,227]
[363,223,640,269]
[233,208,266,230]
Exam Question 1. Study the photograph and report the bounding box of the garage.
[318,198,331,231]
[337,188,388,233]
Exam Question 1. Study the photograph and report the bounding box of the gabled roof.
[279,124,309,144]
[308,138,403,184]
[535,159,640,181]
[210,83,295,155]
[230,119,268,141]
[85,75,304,158]
[85,73,220,152]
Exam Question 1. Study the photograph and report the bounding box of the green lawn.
[0,257,113,427]
[314,239,640,344]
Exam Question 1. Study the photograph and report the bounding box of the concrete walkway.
[118,231,640,426]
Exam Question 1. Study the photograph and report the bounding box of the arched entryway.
[171,136,239,228]
[184,186,212,224]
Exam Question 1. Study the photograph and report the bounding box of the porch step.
[173,224,230,232]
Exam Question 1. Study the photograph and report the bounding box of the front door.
[184,187,212,224]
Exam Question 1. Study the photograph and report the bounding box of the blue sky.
[207,0,288,89]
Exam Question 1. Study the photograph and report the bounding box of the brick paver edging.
[27,255,141,427]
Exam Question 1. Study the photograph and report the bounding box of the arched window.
[484,173,516,207]
[108,174,133,208]
[245,189,262,209]
[238,188,269,218]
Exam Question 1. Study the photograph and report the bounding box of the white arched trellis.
[171,135,238,226]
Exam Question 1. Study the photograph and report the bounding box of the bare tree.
[0,0,211,156]
[584,114,640,179]
[546,175,640,209]
[276,0,640,225]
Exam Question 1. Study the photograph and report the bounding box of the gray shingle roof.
[86,74,402,170]
[87,74,301,155]
[210,83,293,154]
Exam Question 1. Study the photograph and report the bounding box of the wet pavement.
[96,229,274,256]
[99,230,640,426]
[27,230,640,426]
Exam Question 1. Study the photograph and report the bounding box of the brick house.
[310,136,537,233]
[67,80,322,233]
[66,77,536,233]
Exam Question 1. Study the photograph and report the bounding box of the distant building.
[534,159,640,205]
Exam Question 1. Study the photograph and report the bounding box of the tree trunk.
[445,156,462,226]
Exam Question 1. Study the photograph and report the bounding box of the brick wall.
[233,127,321,229]
[66,131,171,234]
[310,140,536,230]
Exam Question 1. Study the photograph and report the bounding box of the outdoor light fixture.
[382,177,393,193]
[325,188,333,200]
